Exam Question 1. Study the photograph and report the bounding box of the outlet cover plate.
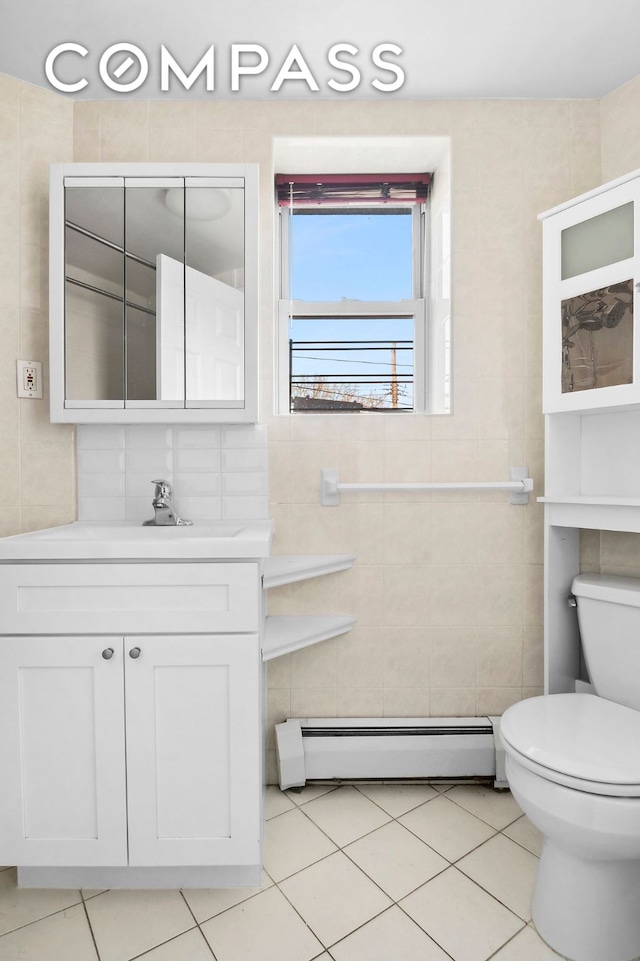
[17,360,43,399]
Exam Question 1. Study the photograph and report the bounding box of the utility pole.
[391,342,398,409]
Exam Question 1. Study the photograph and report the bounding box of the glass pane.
[126,305,157,401]
[184,186,245,403]
[561,202,634,280]
[561,279,633,392]
[64,186,124,401]
[126,183,185,402]
[291,210,413,301]
[290,316,414,411]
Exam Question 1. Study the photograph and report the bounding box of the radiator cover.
[276,716,506,790]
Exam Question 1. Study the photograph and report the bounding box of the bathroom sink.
[0,520,273,560]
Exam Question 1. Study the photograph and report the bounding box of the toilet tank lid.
[572,573,640,606]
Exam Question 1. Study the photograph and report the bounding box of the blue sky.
[290,210,413,301]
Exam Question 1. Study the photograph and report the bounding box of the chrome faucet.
[143,479,192,527]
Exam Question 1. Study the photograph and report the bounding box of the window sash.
[279,204,426,301]
[277,300,427,414]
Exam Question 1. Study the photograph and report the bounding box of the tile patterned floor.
[0,782,566,961]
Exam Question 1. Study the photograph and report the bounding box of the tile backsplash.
[77,424,269,523]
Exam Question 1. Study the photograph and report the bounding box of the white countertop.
[0,520,274,561]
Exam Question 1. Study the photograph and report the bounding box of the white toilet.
[500,573,640,961]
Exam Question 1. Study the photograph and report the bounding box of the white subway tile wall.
[77,424,269,523]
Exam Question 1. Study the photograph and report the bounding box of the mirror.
[63,177,246,408]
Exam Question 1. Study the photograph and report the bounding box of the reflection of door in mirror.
[157,255,244,404]
[125,179,184,404]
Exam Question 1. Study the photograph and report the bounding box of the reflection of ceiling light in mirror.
[164,188,231,221]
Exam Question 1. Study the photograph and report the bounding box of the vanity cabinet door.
[0,636,128,867]
[124,634,261,867]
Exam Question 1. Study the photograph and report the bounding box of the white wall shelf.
[262,554,357,590]
[540,496,640,506]
[262,615,357,661]
[541,499,640,535]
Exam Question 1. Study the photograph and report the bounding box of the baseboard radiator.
[275,716,507,791]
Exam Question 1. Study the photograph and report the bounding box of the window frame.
[276,196,429,414]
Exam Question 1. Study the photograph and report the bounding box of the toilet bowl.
[500,573,640,961]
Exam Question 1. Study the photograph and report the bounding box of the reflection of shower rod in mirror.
[66,221,156,271]
[65,276,156,318]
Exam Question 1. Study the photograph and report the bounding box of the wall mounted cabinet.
[542,171,640,414]
[50,163,259,424]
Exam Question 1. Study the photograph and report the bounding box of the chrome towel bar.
[320,467,534,506]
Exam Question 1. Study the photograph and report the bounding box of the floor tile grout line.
[339,836,451,902]
[282,780,510,833]
[123,923,206,961]
[443,862,533,925]
[174,873,280,927]
[501,823,542,858]
[298,807,393,849]
[269,874,332,954]
[389,863,529,958]
[350,781,442,819]
[0,890,88,940]
[194,924,220,961]
[322,900,460,961]
[396,812,501,863]
[81,896,103,961]
[442,789,524,832]
[284,785,341,807]
[178,888,222,961]
[390,898,463,961]
[483,920,540,961]
[178,888,200,928]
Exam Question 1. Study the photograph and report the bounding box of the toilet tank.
[572,573,640,711]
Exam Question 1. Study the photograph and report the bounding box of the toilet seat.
[501,693,640,797]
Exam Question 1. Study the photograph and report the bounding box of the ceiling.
[2,0,640,102]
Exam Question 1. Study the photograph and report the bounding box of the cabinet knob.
[101,648,114,660]
[129,647,142,659]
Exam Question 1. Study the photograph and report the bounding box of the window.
[277,174,430,413]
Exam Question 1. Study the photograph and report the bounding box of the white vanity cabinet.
[0,559,263,889]
[0,633,260,871]
[49,163,259,424]
[0,521,358,889]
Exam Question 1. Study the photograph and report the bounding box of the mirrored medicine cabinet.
[49,163,259,423]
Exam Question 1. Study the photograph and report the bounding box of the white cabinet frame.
[49,163,259,424]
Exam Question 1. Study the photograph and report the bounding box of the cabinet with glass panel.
[541,172,640,413]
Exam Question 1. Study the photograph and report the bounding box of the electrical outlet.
[16,360,43,399]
